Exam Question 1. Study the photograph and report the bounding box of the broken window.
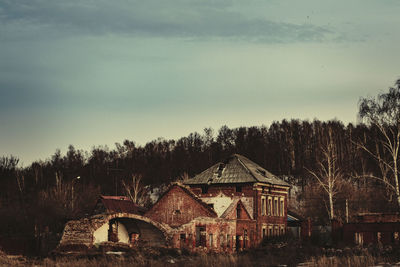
[180,233,186,241]
[174,209,181,215]
[195,226,206,247]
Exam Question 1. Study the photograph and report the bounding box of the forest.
[1,79,400,255]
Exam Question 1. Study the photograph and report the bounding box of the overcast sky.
[1,0,400,165]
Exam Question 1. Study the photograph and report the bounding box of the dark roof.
[185,154,289,187]
[99,195,146,214]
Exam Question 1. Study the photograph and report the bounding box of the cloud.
[0,0,336,43]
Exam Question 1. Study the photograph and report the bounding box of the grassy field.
[1,243,399,267]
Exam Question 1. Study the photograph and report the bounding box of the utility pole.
[107,167,124,195]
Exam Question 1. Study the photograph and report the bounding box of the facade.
[57,154,290,253]
[147,154,290,252]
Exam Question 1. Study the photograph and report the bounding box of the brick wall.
[146,185,216,227]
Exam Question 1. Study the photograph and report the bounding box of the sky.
[1,0,400,165]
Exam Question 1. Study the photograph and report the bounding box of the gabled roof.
[148,183,218,217]
[98,195,146,214]
[185,154,289,187]
[220,199,252,220]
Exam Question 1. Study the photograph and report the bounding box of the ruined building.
[57,154,290,253]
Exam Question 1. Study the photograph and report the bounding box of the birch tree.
[122,174,147,205]
[307,129,343,220]
[358,79,400,208]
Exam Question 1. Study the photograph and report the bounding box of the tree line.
[1,79,400,254]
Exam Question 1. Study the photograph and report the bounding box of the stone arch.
[58,213,173,251]
[102,213,172,247]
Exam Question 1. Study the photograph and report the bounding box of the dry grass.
[0,246,394,267]
[0,253,381,267]
[305,254,376,267]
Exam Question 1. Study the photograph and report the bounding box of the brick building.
[340,213,400,245]
[146,154,290,252]
[57,154,290,253]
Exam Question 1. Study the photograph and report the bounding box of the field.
[1,242,399,267]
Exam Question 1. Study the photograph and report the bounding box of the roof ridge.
[235,155,258,182]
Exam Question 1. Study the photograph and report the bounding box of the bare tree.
[122,174,147,205]
[307,129,344,220]
[358,79,400,209]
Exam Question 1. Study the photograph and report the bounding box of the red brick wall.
[146,185,216,227]
[254,185,288,244]
[171,218,236,253]
[189,183,289,246]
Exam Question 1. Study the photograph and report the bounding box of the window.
[243,230,247,249]
[268,227,273,237]
[219,234,224,247]
[261,196,266,216]
[227,234,231,247]
[267,197,272,216]
[274,197,278,216]
[180,233,186,241]
[195,226,206,247]
[261,224,267,238]
[236,185,242,192]
[279,197,285,216]
[280,225,285,236]
[174,209,181,215]
[355,232,363,245]
[236,205,241,219]
[274,225,279,236]
[392,232,399,244]
[207,203,214,209]
[201,185,208,194]
[209,234,213,247]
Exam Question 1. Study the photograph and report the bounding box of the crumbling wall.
[171,217,236,253]
[58,213,172,252]
[59,215,107,248]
